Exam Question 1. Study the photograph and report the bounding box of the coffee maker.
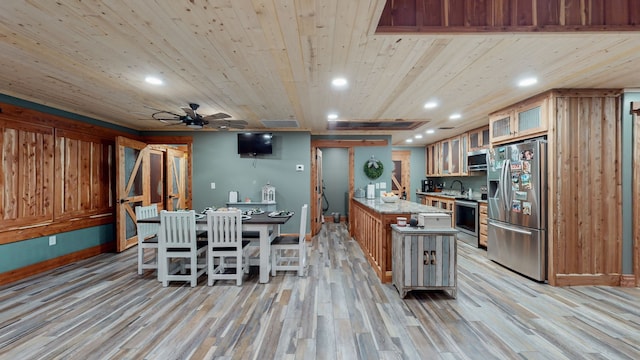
[421,179,435,192]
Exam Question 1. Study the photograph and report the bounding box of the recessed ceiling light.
[405,138,413,143]
[518,77,538,87]
[145,76,163,85]
[449,113,461,120]
[426,129,435,134]
[331,77,348,87]
[423,101,438,109]
[327,113,338,121]
[414,134,423,139]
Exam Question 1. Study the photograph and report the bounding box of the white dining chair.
[206,210,250,286]
[158,210,207,287]
[271,204,308,277]
[136,204,159,275]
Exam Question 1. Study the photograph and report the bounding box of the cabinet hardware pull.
[431,250,437,265]
[423,251,429,265]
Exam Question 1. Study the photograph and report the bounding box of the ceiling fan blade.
[202,112,231,120]
[209,119,248,126]
[181,107,197,119]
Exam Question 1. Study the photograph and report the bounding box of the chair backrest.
[207,210,243,249]
[158,210,198,250]
[135,204,159,240]
[298,204,308,243]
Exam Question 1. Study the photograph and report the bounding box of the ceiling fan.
[149,103,248,130]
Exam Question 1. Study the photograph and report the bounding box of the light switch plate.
[210,182,216,189]
[380,182,386,189]
[49,236,56,246]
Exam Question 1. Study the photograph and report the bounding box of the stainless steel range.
[455,198,479,247]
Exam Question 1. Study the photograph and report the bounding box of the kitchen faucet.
[450,180,464,195]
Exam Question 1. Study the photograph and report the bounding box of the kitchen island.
[350,197,449,283]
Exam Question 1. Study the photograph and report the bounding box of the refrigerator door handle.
[501,159,510,212]
[489,220,533,235]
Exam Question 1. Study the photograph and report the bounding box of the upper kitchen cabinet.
[441,139,451,175]
[468,126,490,151]
[489,95,550,145]
[426,142,440,176]
[426,134,467,177]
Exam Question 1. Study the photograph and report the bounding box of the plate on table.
[195,214,205,220]
[268,211,294,218]
[242,215,252,220]
[243,208,265,216]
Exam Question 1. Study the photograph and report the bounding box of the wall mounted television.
[237,132,273,155]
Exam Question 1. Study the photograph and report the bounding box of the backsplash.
[425,175,487,195]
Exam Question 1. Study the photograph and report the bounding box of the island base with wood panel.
[349,197,450,283]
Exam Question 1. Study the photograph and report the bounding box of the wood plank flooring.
[1,223,639,359]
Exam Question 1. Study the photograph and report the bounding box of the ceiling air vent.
[260,119,299,128]
[328,120,427,131]
[438,126,455,130]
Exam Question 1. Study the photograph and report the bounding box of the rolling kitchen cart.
[391,224,458,298]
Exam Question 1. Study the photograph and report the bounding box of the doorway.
[392,150,411,200]
[115,136,192,252]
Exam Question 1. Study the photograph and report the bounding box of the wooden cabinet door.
[441,140,450,174]
[450,136,460,175]
[459,133,468,175]
[515,99,547,138]
[489,111,514,144]
[469,126,490,151]
[426,143,440,176]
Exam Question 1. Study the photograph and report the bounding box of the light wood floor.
[1,223,639,359]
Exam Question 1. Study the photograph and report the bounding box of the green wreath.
[364,159,384,179]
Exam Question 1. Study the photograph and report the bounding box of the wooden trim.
[554,274,621,287]
[311,139,388,148]
[0,242,114,286]
[0,102,135,139]
[620,274,637,288]
[0,215,113,245]
[310,138,387,236]
[633,102,640,286]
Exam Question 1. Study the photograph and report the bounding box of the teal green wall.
[320,148,349,217]
[190,131,311,234]
[0,225,114,273]
[621,91,640,274]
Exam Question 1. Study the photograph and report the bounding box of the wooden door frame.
[631,103,640,287]
[310,139,388,236]
[142,136,193,210]
[392,150,411,200]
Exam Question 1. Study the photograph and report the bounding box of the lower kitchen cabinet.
[391,225,458,298]
[479,202,488,248]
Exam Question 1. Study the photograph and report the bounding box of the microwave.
[467,149,488,171]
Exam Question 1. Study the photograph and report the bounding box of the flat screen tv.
[237,132,273,155]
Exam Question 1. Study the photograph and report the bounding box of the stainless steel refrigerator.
[487,138,547,281]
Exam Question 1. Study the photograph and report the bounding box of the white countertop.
[352,197,449,214]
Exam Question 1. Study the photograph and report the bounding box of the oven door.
[455,200,479,244]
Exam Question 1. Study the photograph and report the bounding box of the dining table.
[137,211,292,283]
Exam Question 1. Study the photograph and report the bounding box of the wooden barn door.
[115,136,149,252]
[165,148,187,210]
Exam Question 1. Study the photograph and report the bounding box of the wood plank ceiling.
[0,1,639,145]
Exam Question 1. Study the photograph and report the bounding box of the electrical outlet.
[379,182,386,189]
[49,236,56,246]
[210,182,216,189]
